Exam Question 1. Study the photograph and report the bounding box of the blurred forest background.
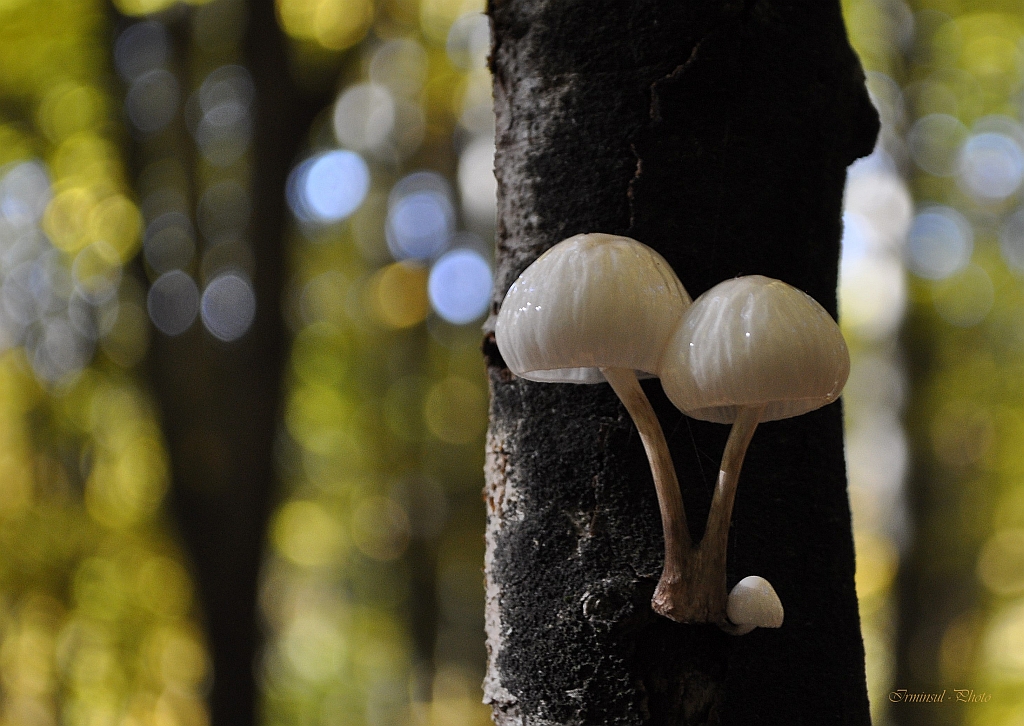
[0,0,1022,726]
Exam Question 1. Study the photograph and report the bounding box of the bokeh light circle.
[332,83,395,153]
[0,161,51,224]
[906,206,973,280]
[385,172,453,261]
[198,65,254,121]
[957,132,1024,201]
[192,65,254,167]
[369,39,428,98]
[127,69,180,134]
[147,270,199,336]
[73,241,123,304]
[387,193,450,260]
[289,150,370,224]
[201,272,256,342]
[31,317,92,382]
[114,21,169,81]
[428,249,492,325]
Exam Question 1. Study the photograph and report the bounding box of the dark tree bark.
[483,1,880,724]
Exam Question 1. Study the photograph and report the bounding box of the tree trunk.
[135,2,329,724]
[482,1,880,724]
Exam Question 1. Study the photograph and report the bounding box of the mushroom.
[494,233,694,611]
[724,575,784,635]
[657,275,849,624]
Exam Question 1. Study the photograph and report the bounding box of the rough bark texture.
[483,1,880,724]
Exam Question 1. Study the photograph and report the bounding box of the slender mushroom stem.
[601,367,692,614]
[601,370,765,625]
[695,404,764,625]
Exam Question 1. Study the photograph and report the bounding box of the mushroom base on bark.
[649,406,762,627]
[651,545,726,625]
[604,366,767,629]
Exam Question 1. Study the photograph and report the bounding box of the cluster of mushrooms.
[494,233,850,635]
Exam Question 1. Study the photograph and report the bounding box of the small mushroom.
[724,575,784,635]
[657,275,849,624]
[495,233,693,605]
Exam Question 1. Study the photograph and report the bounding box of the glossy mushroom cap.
[659,275,849,423]
[495,233,690,383]
[726,575,784,635]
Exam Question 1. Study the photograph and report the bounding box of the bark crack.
[627,41,705,233]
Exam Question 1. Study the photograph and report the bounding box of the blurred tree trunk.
[483,1,879,724]
[891,6,989,726]
[123,2,329,724]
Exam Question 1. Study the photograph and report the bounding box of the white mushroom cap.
[726,575,784,635]
[495,233,690,383]
[659,275,849,423]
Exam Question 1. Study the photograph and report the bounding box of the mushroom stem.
[644,404,764,624]
[600,367,692,606]
[697,404,764,624]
